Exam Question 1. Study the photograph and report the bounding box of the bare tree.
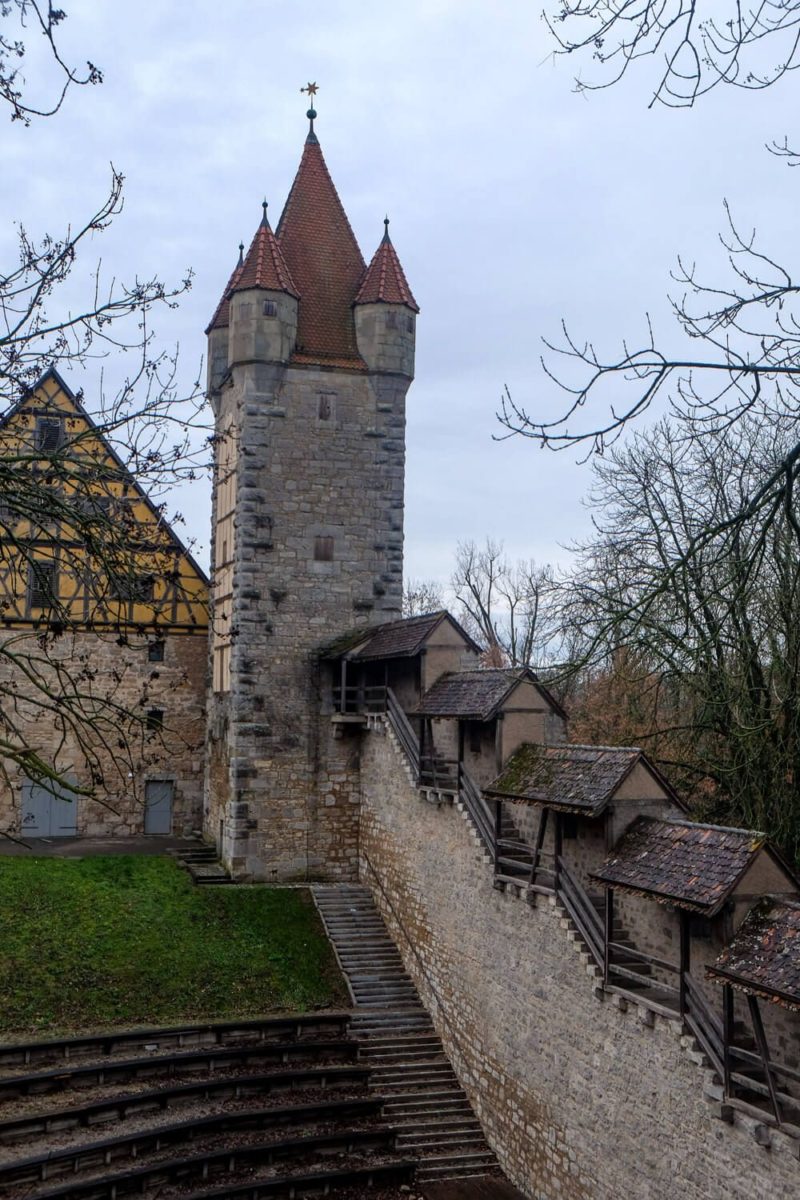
[561,411,800,860]
[451,538,557,668]
[0,7,207,803]
[544,0,800,108]
[1,2,102,123]
[402,578,445,617]
[500,194,800,587]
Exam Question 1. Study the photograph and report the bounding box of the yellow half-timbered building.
[0,368,209,840]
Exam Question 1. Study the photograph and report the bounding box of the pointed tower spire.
[276,128,366,362]
[231,203,299,297]
[355,218,419,311]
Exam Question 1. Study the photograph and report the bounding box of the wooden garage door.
[20,779,78,837]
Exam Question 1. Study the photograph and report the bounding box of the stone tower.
[204,113,418,881]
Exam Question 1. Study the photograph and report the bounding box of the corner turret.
[228,203,299,369]
[205,204,300,406]
[354,218,418,378]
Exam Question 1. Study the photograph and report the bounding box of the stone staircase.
[171,844,233,886]
[313,884,501,1184]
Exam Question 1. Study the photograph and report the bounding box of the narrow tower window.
[318,393,335,423]
[263,300,277,317]
[314,536,334,562]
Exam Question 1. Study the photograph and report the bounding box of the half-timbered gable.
[0,369,207,631]
[0,369,209,841]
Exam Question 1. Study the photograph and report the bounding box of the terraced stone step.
[0,1016,352,1073]
[0,1097,387,1188]
[0,1066,372,1145]
[0,1040,361,1102]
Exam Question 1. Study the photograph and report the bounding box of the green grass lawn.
[0,856,348,1038]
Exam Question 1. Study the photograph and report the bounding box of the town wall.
[359,725,800,1200]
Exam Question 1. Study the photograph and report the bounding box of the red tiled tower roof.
[355,220,419,312]
[276,133,366,364]
[233,204,299,298]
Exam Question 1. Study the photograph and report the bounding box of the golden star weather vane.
[301,82,319,137]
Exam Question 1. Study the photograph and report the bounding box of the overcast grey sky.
[2,2,797,584]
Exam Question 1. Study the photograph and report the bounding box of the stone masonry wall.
[359,723,800,1200]
[0,629,206,837]
[211,357,409,880]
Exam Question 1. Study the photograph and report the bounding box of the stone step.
[311,884,501,1184]
[394,1117,483,1134]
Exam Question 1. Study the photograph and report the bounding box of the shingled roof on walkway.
[707,898,800,1011]
[484,743,659,815]
[415,667,564,722]
[319,610,480,662]
[590,817,788,915]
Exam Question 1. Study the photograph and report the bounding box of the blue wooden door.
[20,779,78,837]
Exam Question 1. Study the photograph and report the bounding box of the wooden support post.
[494,716,503,775]
[604,887,614,988]
[554,811,563,894]
[529,807,549,887]
[747,994,783,1126]
[493,799,501,872]
[679,909,690,1019]
[722,983,734,1101]
[339,658,347,714]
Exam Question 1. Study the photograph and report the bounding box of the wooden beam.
[747,993,783,1126]
[722,982,734,1101]
[528,807,549,887]
[493,799,502,872]
[679,909,690,1019]
[554,810,563,893]
[604,887,614,988]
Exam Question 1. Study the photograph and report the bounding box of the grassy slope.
[0,856,347,1037]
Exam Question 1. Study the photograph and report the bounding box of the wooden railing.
[684,973,724,1078]
[331,684,387,714]
[724,991,800,1127]
[459,767,495,852]
[419,755,459,790]
[385,687,420,777]
[556,857,604,968]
